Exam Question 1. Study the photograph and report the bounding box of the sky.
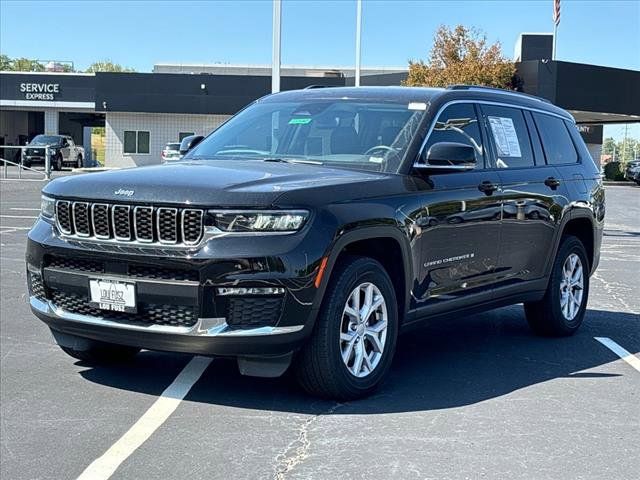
[1,0,639,138]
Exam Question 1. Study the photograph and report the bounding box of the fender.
[543,205,596,281]
[310,225,414,324]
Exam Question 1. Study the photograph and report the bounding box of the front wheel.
[294,256,398,400]
[76,154,83,168]
[53,154,63,171]
[524,235,589,336]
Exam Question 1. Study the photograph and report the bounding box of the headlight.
[209,210,308,233]
[41,195,56,221]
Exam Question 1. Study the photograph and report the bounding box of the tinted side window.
[532,113,578,165]
[481,105,534,169]
[424,103,484,168]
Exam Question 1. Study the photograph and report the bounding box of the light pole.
[355,0,362,87]
[272,0,282,93]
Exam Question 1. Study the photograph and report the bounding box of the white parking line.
[76,356,212,480]
[10,207,41,211]
[594,337,640,373]
[0,215,38,219]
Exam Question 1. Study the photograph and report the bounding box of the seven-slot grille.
[55,200,203,246]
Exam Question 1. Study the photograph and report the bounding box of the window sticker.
[488,116,522,157]
[288,117,312,125]
[408,102,427,111]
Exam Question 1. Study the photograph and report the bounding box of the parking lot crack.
[273,402,344,480]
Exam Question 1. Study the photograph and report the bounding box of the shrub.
[603,161,625,181]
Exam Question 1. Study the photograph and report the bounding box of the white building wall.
[44,109,59,135]
[105,112,230,168]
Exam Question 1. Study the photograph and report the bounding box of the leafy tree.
[405,25,519,90]
[602,136,639,163]
[85,60,135,73]
[0,54,11,71]
[10,57,45,72]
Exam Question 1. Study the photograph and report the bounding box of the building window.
[179,132,195,141]
[123,130,150,154]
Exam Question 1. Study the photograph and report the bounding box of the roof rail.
[446,84,551,104]
[303,84,338,90]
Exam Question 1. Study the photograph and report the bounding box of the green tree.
[85,60,135,73]
[0,54,11,71]
[405,25,518,90]
[10,57,45,72]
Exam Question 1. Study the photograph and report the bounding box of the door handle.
[544,177,561,189]
[478,181,498,195]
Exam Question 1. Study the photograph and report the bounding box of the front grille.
[46,256,197,282]
[55,200,204,246]
[226,297,283,328]
[50,291,198,327]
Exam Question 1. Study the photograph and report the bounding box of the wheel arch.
[313,226,413,325]
[547,208,596,276]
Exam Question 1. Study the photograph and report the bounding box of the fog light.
[216,287,285,296]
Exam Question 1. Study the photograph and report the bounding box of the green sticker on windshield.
[289,117,312,125]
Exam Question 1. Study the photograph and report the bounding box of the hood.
[42,160,390,207]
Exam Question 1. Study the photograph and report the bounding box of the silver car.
[161,142,181,163]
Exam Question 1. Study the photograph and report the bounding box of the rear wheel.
[53,154,63,171]
[524,235,589,336]
[294,256,398,400]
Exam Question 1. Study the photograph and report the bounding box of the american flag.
[553,0,561,26]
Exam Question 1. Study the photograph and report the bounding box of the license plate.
[89,279,137,313]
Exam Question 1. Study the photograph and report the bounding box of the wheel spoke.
[571,265,583,284]
[344,306,359,321]
[363,351,373,372]
[341,336,357,363]
[365,330,384,352]
[340,331,356,342]
[367,319,387,334]
[352,341,364,375]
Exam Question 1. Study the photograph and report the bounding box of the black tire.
[294,256,399,400]
[524,235,589,336]
[53,154,63,171]
[76,154,83,168]
[59,341,140,364]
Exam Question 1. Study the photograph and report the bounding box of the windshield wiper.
[262,157,323,165]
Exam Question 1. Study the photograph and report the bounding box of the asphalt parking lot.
[1,175,638,480]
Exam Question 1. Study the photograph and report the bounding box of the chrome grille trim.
[71,202,91,237]
[55,200,73,234]
[112,205,132,241]
[181,209,204,245]
[133,206,154,243]
[91,203,111,239]
[55,200,204,248]
[157,207,178,244]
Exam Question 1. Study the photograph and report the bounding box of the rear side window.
[481,105,535,169]
[424,103,485,168]
[532,113,578,165]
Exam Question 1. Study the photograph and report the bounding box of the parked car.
[624,160,640,182]
[628,164,640,185]
[27,85,604,400]
[161,142,182,162]
[24,134,84,170]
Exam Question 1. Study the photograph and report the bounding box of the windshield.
[185,99,427,173]
[165,143,180,151]
[30,135,61,146]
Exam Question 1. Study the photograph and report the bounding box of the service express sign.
[20,83,60,100]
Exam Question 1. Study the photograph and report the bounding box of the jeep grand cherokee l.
[26,86,604,400]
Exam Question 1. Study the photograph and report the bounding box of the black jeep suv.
[26,86,604,399]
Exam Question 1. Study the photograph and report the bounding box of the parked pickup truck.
[24,134,84,170]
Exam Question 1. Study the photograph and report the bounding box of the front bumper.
[27,218,330,357]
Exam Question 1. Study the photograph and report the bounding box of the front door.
[413,103,502,308]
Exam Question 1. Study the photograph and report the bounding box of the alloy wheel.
[339,282,388,378]
[559,253,584,321]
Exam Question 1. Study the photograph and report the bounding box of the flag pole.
[553,22,557,60]
[355,0,362,87]
[272,0,282,93]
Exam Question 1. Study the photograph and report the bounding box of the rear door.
[60,137,71,162]
[413,102,503,308]
[479,104,569,287]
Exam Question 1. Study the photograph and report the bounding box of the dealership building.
[1,36,638,167]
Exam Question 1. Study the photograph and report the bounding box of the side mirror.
[179,135,205,156]
[415,142,477,172]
